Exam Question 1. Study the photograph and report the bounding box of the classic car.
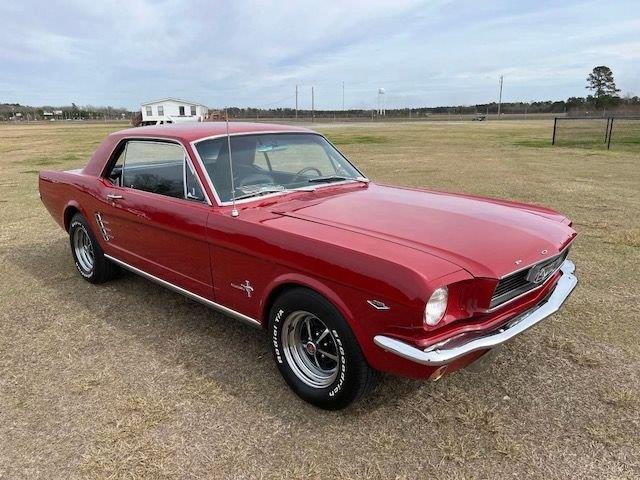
[39,122,578,410]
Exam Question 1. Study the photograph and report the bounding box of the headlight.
[424,286,448,325]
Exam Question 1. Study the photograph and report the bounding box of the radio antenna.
[226,109,239,217]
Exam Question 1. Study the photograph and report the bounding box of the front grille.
[490,249,568,309]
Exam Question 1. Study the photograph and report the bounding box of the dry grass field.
[0,120,638,479]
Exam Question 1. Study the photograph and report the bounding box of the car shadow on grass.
[8,236,430,417]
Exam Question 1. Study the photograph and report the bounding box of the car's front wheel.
[269,288,378,410]
[69,212,119,284]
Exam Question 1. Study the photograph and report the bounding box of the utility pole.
[497,75,504,118]
[311,86,315,123]
[295,85,298,120]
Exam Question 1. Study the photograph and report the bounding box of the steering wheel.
[291,166,322,183]
[237,173,274,188]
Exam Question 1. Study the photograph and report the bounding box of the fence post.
[607,118,614,150]
[552,117,557,145]
[604,117,610,143]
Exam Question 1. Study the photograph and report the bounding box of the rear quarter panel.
[39,170,95,231]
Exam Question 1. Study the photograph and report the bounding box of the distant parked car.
[39,122,578,409]
[473,114,487,121]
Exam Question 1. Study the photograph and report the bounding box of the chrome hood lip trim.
[497,240,573,280]
[373,259,577,366]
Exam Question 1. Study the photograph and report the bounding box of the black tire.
[269,287,378,410]
[68,213,119,284]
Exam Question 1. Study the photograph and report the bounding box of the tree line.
[2,66,636,121]
[0,103,130,121]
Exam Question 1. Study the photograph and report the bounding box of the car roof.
[112,122,316,143]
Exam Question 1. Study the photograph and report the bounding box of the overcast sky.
[1,0,638,110]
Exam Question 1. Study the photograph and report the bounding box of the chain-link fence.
[552,117,640,150]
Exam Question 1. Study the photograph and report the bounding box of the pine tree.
[586,66,621,110]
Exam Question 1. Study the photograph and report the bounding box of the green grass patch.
[25,157,62,166]
[326,134,390,145]
[513,139,553,148]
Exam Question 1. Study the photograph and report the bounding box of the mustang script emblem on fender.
[231,280,254,298]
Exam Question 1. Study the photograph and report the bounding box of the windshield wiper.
[308,175,369,184]
[234,186,288,201]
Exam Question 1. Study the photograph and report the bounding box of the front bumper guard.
[374,259,578,366]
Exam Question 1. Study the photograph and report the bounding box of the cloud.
[0,0,638,108]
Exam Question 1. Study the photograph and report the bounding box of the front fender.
[260,272,355,328]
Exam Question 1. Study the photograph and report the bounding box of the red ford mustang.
[39,122,578,409]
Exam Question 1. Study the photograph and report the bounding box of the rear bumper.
[374,259,578,366]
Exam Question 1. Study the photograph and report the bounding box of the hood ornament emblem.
[231,280,254,298]
[540,249,548,255]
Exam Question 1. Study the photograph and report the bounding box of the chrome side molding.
[374,260,578,366]
[104,254,262,329]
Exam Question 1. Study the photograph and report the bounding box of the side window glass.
[121,141,185,199]
[108,147,126,185]
[185,160,205,201]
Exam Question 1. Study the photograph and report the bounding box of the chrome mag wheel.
[72,225,94,274]
[281,310,340,388]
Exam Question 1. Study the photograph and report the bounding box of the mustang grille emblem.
[527,263,557,285]
[231,280,254,298]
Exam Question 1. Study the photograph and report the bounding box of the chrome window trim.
[183,154,188,199]
[189,131,368,208]
[104,254,262,328]
[104,136,212,206]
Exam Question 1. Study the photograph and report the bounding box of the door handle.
[106,194,123,201]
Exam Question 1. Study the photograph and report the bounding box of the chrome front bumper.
[374,260,578,366]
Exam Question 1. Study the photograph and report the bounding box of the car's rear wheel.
[269,288,378,410]
[69,213,119,284]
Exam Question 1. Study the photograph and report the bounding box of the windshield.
[194,133,364,203]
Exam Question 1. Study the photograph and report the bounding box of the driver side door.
[97,139,214,298]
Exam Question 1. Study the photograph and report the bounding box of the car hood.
[273,183,577,279]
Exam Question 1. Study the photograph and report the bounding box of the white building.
[140,98,208,124]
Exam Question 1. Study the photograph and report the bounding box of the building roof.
[112,122,315,143]
[141,97,207,107]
